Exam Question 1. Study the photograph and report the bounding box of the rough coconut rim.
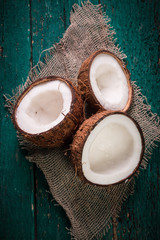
[72,112,145,187]
[88,50,133,112]
[82,114,143,184]
[12,76,77,136]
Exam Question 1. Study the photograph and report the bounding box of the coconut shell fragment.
[71,111,144,186]
[78,50,133,112]
[12,76,84,147]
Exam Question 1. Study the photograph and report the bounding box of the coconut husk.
[71,111,145,186]
[12,76,84,147]
[5,1,160,240]
[78,50,133,112]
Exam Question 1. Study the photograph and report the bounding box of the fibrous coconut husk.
[12,76,84,147]
[78,50,133,112]
[71,111,145,186]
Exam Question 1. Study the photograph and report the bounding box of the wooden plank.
[0,0,35,239]
[101,0,160,239]
[30,1,72,239]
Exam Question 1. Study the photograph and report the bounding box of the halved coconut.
[71,111,144,186]
[78,50,132,112]
[12,76,83,147]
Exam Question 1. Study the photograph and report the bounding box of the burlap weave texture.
[6,1,160,240]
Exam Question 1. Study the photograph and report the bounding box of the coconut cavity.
[16,80,72,134]
[81,113,143,185]
[90,53,129,110]
[26,90,63,125]
[89,123,134,173]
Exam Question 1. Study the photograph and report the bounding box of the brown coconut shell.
[12,76,84,148]
[71,111,145,186]
[78,50,133,112]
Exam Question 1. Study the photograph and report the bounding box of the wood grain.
[0,0,35,239]
[31,1,71,239]
[0,0,159,239]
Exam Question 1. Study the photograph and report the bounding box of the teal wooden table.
[0,0,160,239]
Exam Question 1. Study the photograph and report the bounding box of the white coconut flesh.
[16,80,72,134]
[90,54,129,110]
[82,114,142,185]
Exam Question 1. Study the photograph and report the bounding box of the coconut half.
[78,50,132,112]
[13,76,83,147]
[71,111,144,186]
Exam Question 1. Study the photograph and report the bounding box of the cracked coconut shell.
[78,50,133,112]
[12,76,84,147]
[71,111,144,186]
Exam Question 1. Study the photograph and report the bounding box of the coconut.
[71,111,144,186]
[12,76,84,147]
[78,50,132,112]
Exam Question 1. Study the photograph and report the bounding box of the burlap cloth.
[5,1,160,239]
